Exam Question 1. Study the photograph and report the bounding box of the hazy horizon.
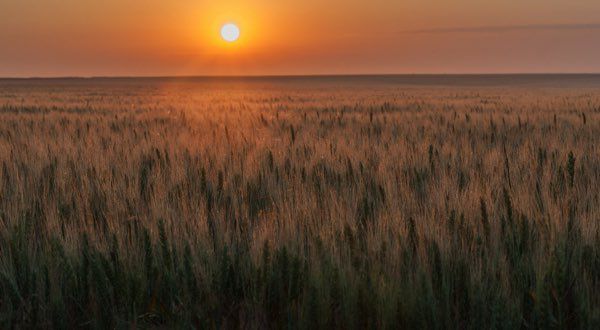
[3,73,600,80]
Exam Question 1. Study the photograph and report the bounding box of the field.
[1,75,600,328]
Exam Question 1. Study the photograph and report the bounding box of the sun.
[220,23,240,42]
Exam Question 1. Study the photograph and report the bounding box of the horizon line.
[2,72,600,80]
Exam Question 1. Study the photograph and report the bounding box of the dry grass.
[0,77,599,328]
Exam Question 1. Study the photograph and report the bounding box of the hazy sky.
[2,0,600,76]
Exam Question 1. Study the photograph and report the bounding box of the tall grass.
[0,79,599,328]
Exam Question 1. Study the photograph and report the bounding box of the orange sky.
[1,0,600,77]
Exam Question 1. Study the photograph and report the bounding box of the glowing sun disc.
[221,23,240,42]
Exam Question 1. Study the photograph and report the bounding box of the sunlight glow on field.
[1,76,600,327]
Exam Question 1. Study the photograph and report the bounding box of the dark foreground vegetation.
[0,78,599,328]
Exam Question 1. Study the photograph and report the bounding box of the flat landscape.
[1,75,600,328]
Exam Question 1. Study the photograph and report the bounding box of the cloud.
[408,23,600,34]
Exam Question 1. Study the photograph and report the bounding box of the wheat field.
[1,76,599,328]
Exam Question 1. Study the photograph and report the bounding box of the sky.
[1,0,600,77]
